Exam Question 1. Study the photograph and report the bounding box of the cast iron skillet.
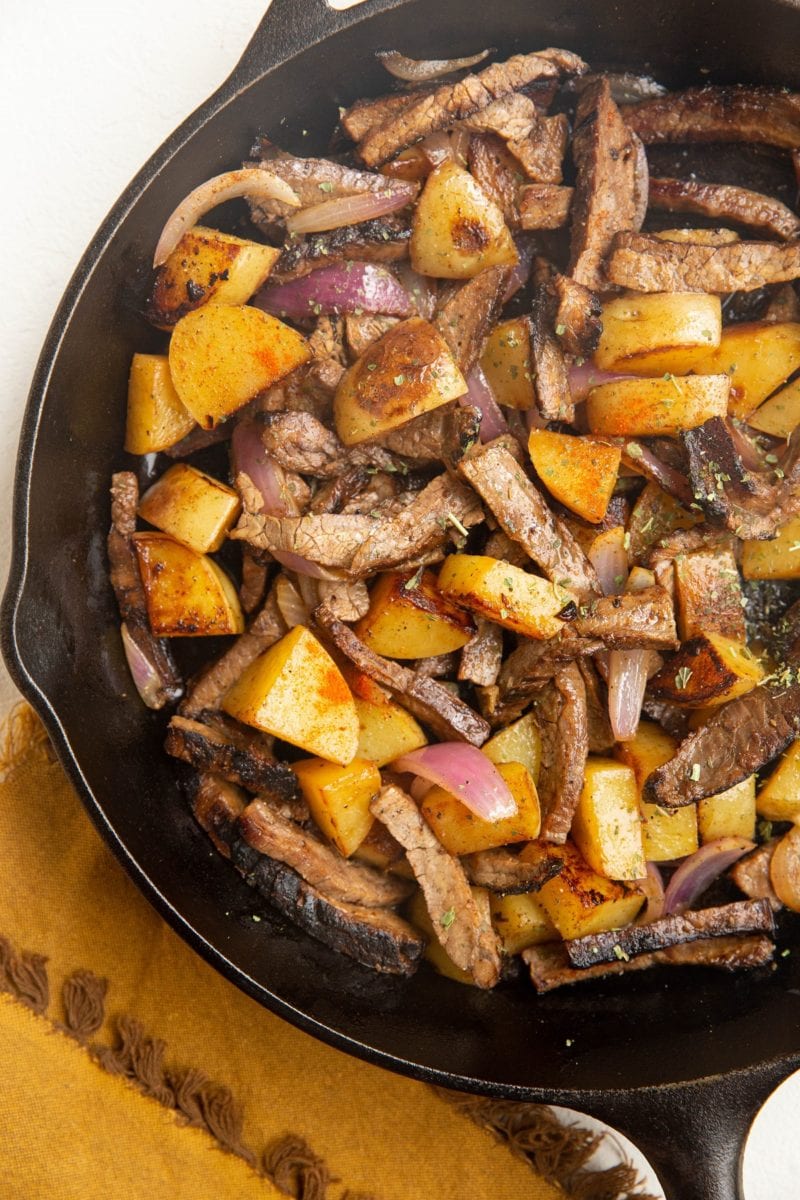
[4,1,800,1195]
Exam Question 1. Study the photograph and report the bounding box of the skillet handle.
[575,1060,797,1200]
[231,0,401,86]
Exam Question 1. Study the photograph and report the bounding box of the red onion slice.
[270,549,346,581]
[588,528,628,597]
[449,128,471,168]
[393,262,437,319]
[376,48,493,82]
[153,168,300,267]
[463,366,509,442]
[635,862,666,925]
[254,262,414,322]
[120,623,171,710]
[608,649,650,742]
[663,837,756,916]
[504,236,536,303]
[567,363,636,403]
[393,744,517,821]
[275,574,310,629]
[620,439,694,506]
[286,183,417,235]
[232,421,300,517]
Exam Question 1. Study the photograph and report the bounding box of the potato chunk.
[132,532,243,637]
[169,305,310,428]
[520,841,644,940]
[527,430,621,524]
[354,696,427,767]
[586,374,729,437]
[410,161,517,279]
[742,515,800,580]
[490,892,557,956]
[421,761,541,856]
[648,633,764,708]
[615,723,699,862]
[749,374,800,439]
[674,548,746,643]
[688,321,800,420]
[571,758,646,881]
[757,740,800,822]
[594,291,721,375]
[355,570,475,658]
[482,713,542,785]
[333,317,467,446]
[697,775,756,843]
[138,463,241,554]
[222,625,359,765]
[438,555,574,640]
[124,353,195,454]
[292,757,382,856]
[148,226,280,328]
[479,318,535,410]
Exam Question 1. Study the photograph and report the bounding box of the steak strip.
[572,587,679,649]
[565,898,774,968]
[269,216,411,282]
[314,602,490,746]
[190,773,247,859]
[518,184,574,229]
[462,848,563,894]
[165,716,299,801]
[259,411,401,477]
[238,798,413,908]
[524,934,775,993]
[357,48,587,166]
[533,662,589,843]
[731,840,783,912]
[529,299,573,422]
[371,785,502,988]
[622,86,800,149]
[434,266,510,376]
[606,232,800,293]
[459,440,600,599]
[458,620,504,687]
[649,177,800,242]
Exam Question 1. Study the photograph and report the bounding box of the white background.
[1,3,798,1195]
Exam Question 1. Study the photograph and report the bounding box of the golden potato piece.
[355,569,475,658]
[615,722,699,862]
[647,632,764,708]
[674,548,746,643]
[410,161,518,279]
[148,225,280,329]
[480,318,534,410]
[594,291,721,376]
[689,321,800,420]
[490,891,557,956]
[124,353,195,455]
[697,776,756,843]
[586,373,729,437]
[527,430,621,524]
[757,740,800,823]
[333,316,466,446]
[482,713,542,785]
[571,757,646,881]
[742,515,800,580]
[132,532,244,637]
[222,625,359,766]
[169,304,310,428]
[292,756,382,857]
[438,554,574,640]
[749,374,800,439]
[520,841,644,940]
[354,696,427,767]
[421,760,541,857]
[138,463,241,554]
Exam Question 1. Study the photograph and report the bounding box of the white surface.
[2,4,798,1196]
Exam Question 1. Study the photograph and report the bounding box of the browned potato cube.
[355,570,475,658]
[138,463,241,554]
[648,633,764,708]
[757,740,800,822]
[586,374,729,437]
[520,841,644,940]
[490,891,557,955]
[421,761,541,856]
[697,776,756,843]
[354,696,427,767]
[438,555,574,640]
[742,516,800,580]
[615,722,699,862]
[528,430,621,524]
[480,318,535,410]
[125,353,195,455]
[132,532,243,638]
[594,291,721,376]
[571,757,646,881]
[292,757,382,856]
[674,548,746,643]
[749,374,800,439]
[410,161,517,279]
[689,321,800,420]
[482,713,542,785]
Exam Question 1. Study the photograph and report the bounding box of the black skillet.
[4,1,800,1195]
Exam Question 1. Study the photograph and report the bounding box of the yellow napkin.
[0,704,647,1200]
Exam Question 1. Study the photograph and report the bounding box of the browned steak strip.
[468,133,524,227]
[459,440,600,598]
[565,899,774,968]
[165,716,299,801]
[357,48,587,166]
[622,86,800,149]
[377,402,477,463]
[732,840,783,912]
[492,634,603,726]
[258,411,400,477]
[269,216,411,282]
[371,785,501,988]
[180,588,286,716]
[518,184,573,230]
[548,274,602,358]
[533,662,589,843]
[190,773,247,859]
[240,549,268,615]
[342,90,429,142]
[606,232,800,293]
[238,798,412,908]
[573,587,678,649]
[569,78,647,291]
[314,602,490,746]
[316,577,370,622]
[414,651,459,679]
[462,847,563,894]
[649,177,800,241]
[231,509,378,572]
[524,934,775,992]
[108,472,182,707]
[250,143,406,207]
[578,658,615,752]
[529,298,573,422]
[460,95,568,183]
[458,620,504,687]
[345,313,400,359]
[764,283,800,323]
[434,266,511,376]
[644,681,800,807]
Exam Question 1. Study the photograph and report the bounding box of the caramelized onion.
[120,624,176,710]
[504,236,536,303]
[463,366,509,442]
[663,837,756,915]
[232,421,300,517]
[153,168,300,267]
[270,549,346,581]
[393,744,516,821]
[255,262,413,322]
[568,363,636,403]
[275,574,310,628]
[376,48,493,82]
[635,862,666,925]
[285,183,417,234]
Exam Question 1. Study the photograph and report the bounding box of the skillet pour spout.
[4,1,800,1197]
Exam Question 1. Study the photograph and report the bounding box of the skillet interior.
[6,0,800,1102]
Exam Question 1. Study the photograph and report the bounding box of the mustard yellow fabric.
[0,709,558,1200]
